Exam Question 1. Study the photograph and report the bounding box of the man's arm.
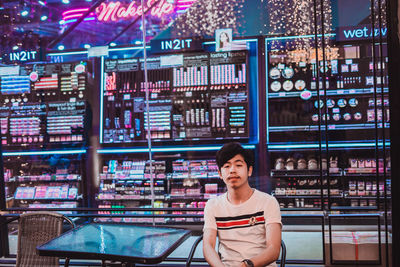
[203,228,225,267]
[241,223,282,267]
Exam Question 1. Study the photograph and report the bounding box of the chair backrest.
[16,211,74,267]
[186,236,287,267]
[279,239,286,267]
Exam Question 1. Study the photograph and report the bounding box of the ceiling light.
[84,44,91,49]
[12,45,19,50]
[38,1,46,6]
[58,45,65,50]
[62,0,70,4]
[109,42,117,47]
[40,15,48,21]
[21,10,29,16]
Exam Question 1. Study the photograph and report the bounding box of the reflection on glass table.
[37,223,191,266]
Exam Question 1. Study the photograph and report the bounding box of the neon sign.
[336,25,388,41]
[61,0,175,24]
[150,38,202,53]
[3,50,40,64]
[96,0,174,21]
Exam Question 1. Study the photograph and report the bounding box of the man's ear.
[248,166,253,177]
[218,170,222,179]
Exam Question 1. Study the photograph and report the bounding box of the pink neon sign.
[96,0,174,22]
[62,0,196,24]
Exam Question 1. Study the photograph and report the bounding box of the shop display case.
[0,61,92,210]
[95,150,237,223]
[101,51,250,145]
[97,45,258,223]
[266,35,390,211]
[3,152,87,212]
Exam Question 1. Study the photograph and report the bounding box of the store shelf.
[268,87,388,98]
[14,197,81,201]
[271,169,342,177]
[97,144,256,154]
[96,195,166,201]
[3,149,87,156]
[267,141,391,150]
[269,123,390,132]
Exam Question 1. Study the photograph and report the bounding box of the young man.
[203,142,282,267]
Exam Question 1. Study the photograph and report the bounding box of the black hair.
[216,142,254,170]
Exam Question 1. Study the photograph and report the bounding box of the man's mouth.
[228,176,240,180]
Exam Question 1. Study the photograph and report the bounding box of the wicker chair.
[16,211,75,267]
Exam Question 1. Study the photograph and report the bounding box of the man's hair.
[216,142,254,170]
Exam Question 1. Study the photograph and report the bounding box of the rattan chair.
[16,211,75,267]
[186,236,286,267]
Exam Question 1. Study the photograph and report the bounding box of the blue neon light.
[64,17,95,25]
[99,56,104,143]
[97,145,256,154]
[202,38,258,46]
[3,149,86,156]
[268,141,390,150]
[47,51,88,56]
[46,46,147,57]
[108,46,150,52]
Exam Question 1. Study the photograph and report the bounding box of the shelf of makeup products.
[269,155,391,210]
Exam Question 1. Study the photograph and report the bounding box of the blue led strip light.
[97,144,256,154]
[267,141,391,150]
[3,149,87,156]
[99,56,104,143]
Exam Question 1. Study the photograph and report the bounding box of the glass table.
[37,223,192,266]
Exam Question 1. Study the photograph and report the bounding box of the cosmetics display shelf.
[0,62,91,151]
[271,170,390,177]
[101,51,250,146]
[268,87,388,98]
[12,197,82,201]
[271,169,342,177]
[274,195,389,199]
[269,123,390,132]
[5,175,81,183]
[3,151,87,209]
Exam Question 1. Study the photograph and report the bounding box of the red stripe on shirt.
[216,215,265,228]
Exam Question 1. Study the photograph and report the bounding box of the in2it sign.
[336,25,387,41]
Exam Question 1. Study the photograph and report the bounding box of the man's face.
[218,154,253,189]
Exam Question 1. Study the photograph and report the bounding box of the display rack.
[100,51,250,145]
[0,61,92,211]
[3,150,87,212]
[265,35,390,211]
[95,145,255,223]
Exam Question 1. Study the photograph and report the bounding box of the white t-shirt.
[203,189,282,267]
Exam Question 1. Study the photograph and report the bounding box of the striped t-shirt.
[203,189,282,267]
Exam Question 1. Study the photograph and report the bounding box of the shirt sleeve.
[264,195,282,227]
[203,199,217,231]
